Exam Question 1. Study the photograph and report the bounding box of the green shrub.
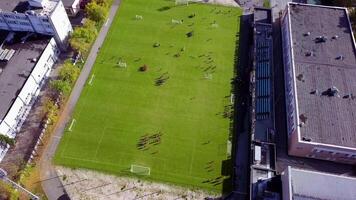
[263,0,270,8]
[70,19,98,54]
[0,134,15,147]
[86,1,108,26]
[58,61,80,84]
[50,80,72,96]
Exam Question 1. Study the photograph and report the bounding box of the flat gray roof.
[289,3,356,148]
[0,31,50,120]
[0,0,29,12]
[61,0,77,7]
[287,167,356,200]
[253,7,272,24]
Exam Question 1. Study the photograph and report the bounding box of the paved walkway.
[39,1,122,199]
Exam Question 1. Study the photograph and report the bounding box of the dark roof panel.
[289,3,356,148]
[0,30,51,120]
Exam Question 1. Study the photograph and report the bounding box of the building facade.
[0,35,59,161]
[0,0,72,49]
[281,3,356,165]
[63,0,82,16]
[281,167,356,200]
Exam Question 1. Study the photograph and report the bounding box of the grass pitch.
[55,0,241,192]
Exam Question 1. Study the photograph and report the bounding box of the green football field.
[55,0,241,192]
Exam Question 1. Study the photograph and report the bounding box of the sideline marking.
[68,119,76,132]
[88,74,95,85]
[105,18,110,26]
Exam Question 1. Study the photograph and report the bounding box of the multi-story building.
[0,30,60,161]
[281,3,356,164]
[62,0,82,16]
[0,0,72,49]
[281,166,356,200]
[0,0,72,161]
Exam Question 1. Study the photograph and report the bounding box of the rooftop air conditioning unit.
[28,0,48,8]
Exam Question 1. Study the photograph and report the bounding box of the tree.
[321,0,354,6]
[93,0,112,8]
[58,61,80,84]
[263,0,270,8]
[0,134,15,147]
[0,182,11,200]
[43,97,56,115]
[350,8,356,32]
[69,20,98,54]
[50,80,72,96]
[86,1,108,26]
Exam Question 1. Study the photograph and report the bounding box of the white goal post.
[130,164,150,176]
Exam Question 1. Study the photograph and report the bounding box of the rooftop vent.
[315,35,327,43]
[336,55,344,60]
[0,49,15,61]
[343,93,355,99]
[303,32,310,36]
[296,73,304,82]
[332,35,339,39]
[322,86,339,97]
[305,51,313,57]
[302,137,312,142]
[299,114,308,124]
[310,89,319,95]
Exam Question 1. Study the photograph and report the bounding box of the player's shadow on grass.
[157,6,171,12]
[218,14,247,197]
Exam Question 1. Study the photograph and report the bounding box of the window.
[7,20,17,24]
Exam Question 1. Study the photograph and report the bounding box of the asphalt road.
[39,1,122,199]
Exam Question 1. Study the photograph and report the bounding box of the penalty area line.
[68,118,76,132]
[88,74,95,85]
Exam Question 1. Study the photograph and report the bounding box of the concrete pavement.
[39,0,122,199]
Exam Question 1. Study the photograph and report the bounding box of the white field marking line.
[93,127,107,159]
[62,155,122,167]
[189,140,196,175]
[62,153,210,180]
[60,77,92,156]
[68,118,76,131]
[88,74,95,85]
[104,18,110,26]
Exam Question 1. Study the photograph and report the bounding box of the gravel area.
[198,0,239,7]
[57,167,220,200]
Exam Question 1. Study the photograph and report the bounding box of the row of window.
[309,149,356,160]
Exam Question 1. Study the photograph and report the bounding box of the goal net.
[130,164,150,176]
[175,0,189,5]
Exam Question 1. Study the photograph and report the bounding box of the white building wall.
[0,1,72,49]
[281,167,292,200]
[0,12,54,35]
[65,0,81,16]
[49,1,73,49]
[0,38,58,161]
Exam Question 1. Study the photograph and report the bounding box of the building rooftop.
[288,3,356,148]
[61,0,77,7]
[0,30,50,120]
[284,167,356,200]
[0,0,58,15]
[254,7,272,24]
